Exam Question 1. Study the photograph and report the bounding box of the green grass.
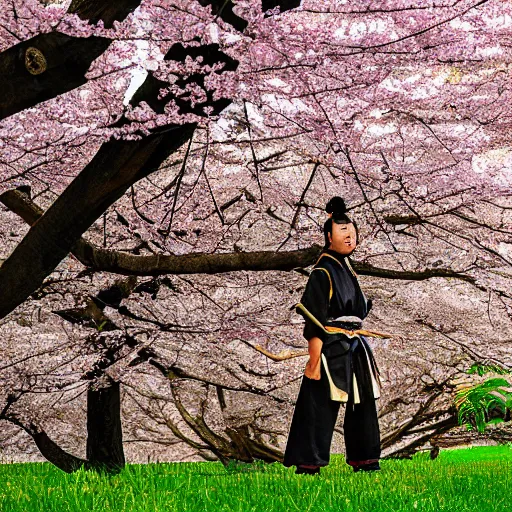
[1,444,512,511]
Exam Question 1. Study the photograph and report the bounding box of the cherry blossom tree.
[1,0,512,470]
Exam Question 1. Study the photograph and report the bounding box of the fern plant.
[466,362,511,377]
[453,363,512,433]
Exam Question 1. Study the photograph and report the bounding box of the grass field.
[1,444,511,511]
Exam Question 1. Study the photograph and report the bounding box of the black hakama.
[283,248,382,470]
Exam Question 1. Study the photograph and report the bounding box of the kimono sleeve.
[296,268,331,342]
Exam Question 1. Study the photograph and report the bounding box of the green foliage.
[466,363,512,376]
[455,363,512,433]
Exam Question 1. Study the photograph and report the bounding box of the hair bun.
[326,196,346,215]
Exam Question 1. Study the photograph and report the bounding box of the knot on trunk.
[25,47,47,75]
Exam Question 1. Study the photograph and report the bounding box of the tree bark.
[0,33,110,121]
[68,0,142,28]
[1,378,126,473]
[0,0,144,121]
[86,377,125,473]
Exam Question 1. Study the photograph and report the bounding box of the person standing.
[283,196,383,475]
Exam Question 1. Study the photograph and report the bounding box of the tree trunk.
[86,376,125,473]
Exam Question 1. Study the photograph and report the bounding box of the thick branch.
[31,429,88,473]
[355,261,476,283]
[2,0,302,122]
[0,33,110,121]
[0,0,144,121]
[68,0,142,28]
[1,188,479,283]
[196,0,301,32]
[197,0,248,31]
[1,414,87,473]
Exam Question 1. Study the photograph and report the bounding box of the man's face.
[328,222,357,255]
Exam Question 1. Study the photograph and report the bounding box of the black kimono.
[283,248,382,470]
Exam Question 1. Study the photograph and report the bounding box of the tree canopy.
[0,0,511,466]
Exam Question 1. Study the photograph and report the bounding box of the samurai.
[283,196,389,475]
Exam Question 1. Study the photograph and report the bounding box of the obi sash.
[295,303,385,403]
